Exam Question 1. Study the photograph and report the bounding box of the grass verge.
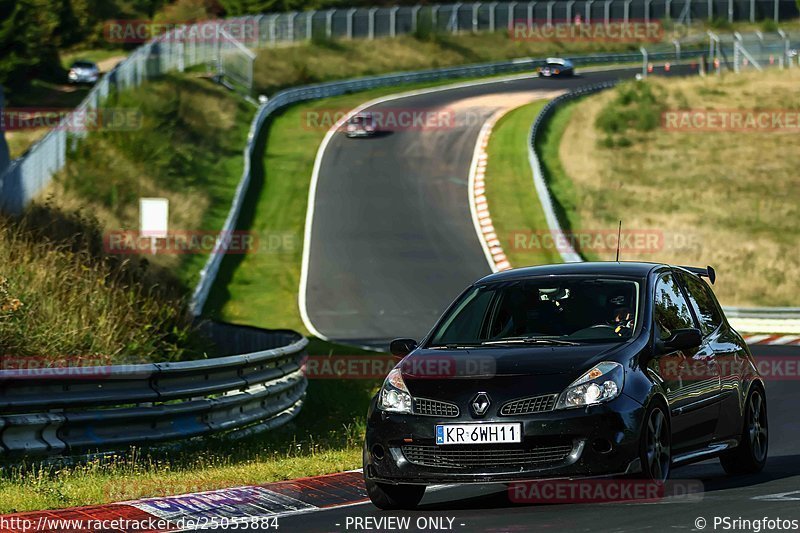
[483,101,563,267]
[554,69,800,306]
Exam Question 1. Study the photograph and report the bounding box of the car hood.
[400,343,628,401]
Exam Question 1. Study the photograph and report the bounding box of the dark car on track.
[538,57,575,78]
[364,262,768,509]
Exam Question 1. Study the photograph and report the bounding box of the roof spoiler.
[679,265,716,285]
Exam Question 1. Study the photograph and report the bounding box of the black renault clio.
[363,262,767,509]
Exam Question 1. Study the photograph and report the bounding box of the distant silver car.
[345,112,377,138]
[68,60,100,84]
[538,57,575,78]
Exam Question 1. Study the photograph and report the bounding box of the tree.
[0,0,62,91]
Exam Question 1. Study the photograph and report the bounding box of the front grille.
[500,394,557,415]
[413,398,460,417]
[402,443,574,469]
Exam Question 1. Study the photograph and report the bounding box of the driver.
[610,307,634,335]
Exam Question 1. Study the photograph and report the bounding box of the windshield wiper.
[481,337,579,346]
[427,343,482,350]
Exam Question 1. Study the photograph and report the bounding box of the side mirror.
[660,328,702,353]
[389,338,418,359]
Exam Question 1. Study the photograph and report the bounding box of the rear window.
[71,61,96,69]
[680,273,724,336]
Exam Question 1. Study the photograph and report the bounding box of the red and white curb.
[744,334,800,346]
[0,471,368,532]
[468,109,513,273]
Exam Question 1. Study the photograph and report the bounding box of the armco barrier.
[189,49,694,315]
[0,323,307,457]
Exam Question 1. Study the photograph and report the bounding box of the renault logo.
[471,392,491,416]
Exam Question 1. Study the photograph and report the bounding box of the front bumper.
[364,393,645,484]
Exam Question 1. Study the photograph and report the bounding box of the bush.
[595,80,666,146]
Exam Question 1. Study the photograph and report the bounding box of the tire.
[720,386,768,475]
[639,401,671,481]
[365,478,426,510]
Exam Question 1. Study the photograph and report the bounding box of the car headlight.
[556,361,624,409]
[378,368,412,414]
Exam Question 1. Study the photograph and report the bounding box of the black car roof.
[477,261,665,284]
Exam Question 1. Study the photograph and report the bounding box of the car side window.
[680,274,723,336]
[653,273,695,340]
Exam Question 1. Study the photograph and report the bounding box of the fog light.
[371,444,385,460]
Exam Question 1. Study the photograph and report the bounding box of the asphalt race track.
[303,65,693,349]
[251,343,800,533]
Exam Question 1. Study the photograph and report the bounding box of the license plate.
[435,423,522,445]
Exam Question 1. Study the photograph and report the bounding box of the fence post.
[368,7,378,39]
[604,0,612,25]
[566,0,575,22]
[624,0,632,23]
[306,11,313,40]
[432,5,439,28]
[507,2,517,31]
[645,0,652,24]
[586,0,594,23]
[326,10,333,38]
[673,39,681,59]
[708,0,712,20]
[750,0,755,23]
[489,2,498,31]
[641,46,648,78]
[773,0,778,22]
[527,2,535,26]
[547,1,555,24]
[288,12,297,42]
[411,5,421,32]
[347,8,356,39]
[472,3,479,33]
[390,6,399,37]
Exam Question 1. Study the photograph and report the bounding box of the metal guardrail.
[189,49,695,315]
[0,325,308,457]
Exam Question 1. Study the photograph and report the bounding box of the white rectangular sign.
[139,198,169,238]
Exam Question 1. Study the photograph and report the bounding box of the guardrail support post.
[779,29,791,68]
[673,39,681,59]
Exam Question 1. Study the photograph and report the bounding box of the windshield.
[428,277,641,346]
